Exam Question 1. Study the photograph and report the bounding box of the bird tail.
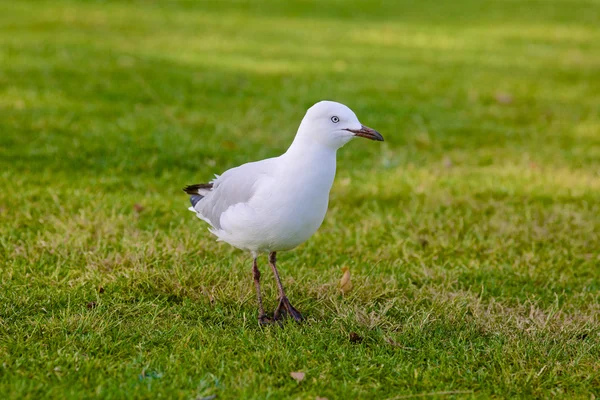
[183,183,213,207]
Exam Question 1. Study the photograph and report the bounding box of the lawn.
[1,0,599,398]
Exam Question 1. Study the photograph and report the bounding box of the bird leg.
[252,258,272,325]
[269,252,303,322]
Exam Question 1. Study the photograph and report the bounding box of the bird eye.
[331,116,340,123]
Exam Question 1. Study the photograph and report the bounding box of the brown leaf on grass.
[290,371,305,382]
[133,203,144,213]
[339,266,352,295]
[86,301,97,309]
[349,332,363,344]
[495,92,513,104]
[442,156,453,168]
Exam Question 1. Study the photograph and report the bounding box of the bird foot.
[273,296,303,322]
[258,313,274,326]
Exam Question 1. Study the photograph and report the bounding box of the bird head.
[296,101,384,149]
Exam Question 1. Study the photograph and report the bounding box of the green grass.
[1,0,600,398]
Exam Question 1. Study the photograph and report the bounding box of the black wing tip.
[183,183,213,195]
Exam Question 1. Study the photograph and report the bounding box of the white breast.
[214,146,337,253]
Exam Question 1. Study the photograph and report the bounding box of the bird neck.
[283,135,338,164]
[280,136,337,194]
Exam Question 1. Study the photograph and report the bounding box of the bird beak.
[345,125,384,141]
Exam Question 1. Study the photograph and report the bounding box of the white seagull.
[184,100,383,324]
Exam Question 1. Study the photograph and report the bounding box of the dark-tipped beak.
[345,125,384,141]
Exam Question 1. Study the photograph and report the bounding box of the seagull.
[184,100,383,325]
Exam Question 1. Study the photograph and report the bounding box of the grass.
[1,0,599,398]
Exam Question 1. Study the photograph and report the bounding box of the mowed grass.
[1,0,600,398]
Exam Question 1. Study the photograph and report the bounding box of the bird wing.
[185,158,276,230]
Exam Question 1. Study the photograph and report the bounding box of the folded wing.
[184,159,275,230]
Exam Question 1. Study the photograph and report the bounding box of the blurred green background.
[1,0,599,399]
